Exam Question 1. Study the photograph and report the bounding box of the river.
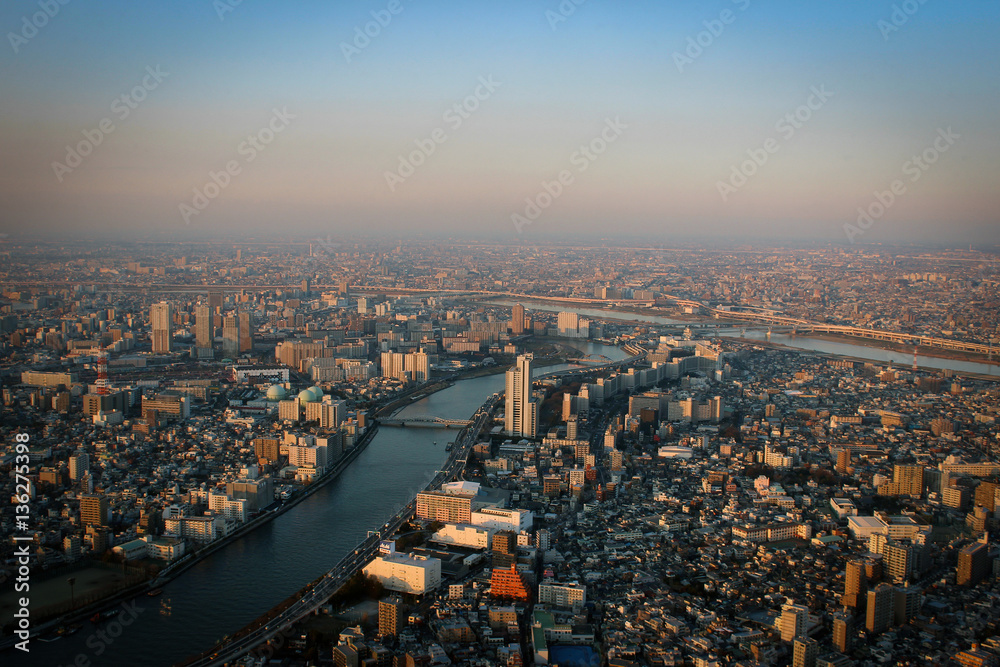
[18,341,626,667]
[485,298,998,376]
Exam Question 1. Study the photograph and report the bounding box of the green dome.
[266,385,286,401]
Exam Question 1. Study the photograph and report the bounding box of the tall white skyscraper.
[151,302,172,353]
[505,353,537,438]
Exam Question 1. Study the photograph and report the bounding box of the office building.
[80,494,109,527]
[505,353,538,438]
[151,302,172,353]
[363,553,441,594]
[866,583,894,634]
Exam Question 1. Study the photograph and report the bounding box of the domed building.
[309,385,324,400]
[265,385,287,401]
[298,389,318,407]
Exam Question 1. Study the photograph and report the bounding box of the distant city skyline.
[1,1,998,244]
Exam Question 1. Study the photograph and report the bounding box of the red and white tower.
[96,347,110,395]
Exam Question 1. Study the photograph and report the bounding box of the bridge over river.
[378,416,472,428]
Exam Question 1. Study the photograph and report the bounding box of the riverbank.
[721,337,1000,382]
[0,423,383,654]
[787,332,999,368]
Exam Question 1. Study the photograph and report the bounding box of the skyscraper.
[151,302,172,353]
[195,304,212,352]
[505,353,537,438]
[222,314,240,357]
[866,583,893,634]
[511,303,525,335]
[238,310,253,352]
[208,290,223,312]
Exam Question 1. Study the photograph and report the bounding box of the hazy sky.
[1,0,998,244]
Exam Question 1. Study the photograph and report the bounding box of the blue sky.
[1,0,998,244]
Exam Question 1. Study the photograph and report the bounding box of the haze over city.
[1,0,999,243]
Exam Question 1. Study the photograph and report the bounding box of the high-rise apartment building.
[832,611,852,653]
[151,302,172,353]
[836,449,851,475]
[415,490,473,524]
[842,560,867,609]
[80,494,109,527]
[866,583,894,634]
[958,539,990,586]
[894,464,924,496]
[69,452,90,482]
[505,353,537,438]
[779,602,809,642]
[511,303,525,334]
[893,584,920,625]
[378,597,405,637]
[793,637,819,667]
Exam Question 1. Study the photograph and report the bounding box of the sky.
[0,0,998,245]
